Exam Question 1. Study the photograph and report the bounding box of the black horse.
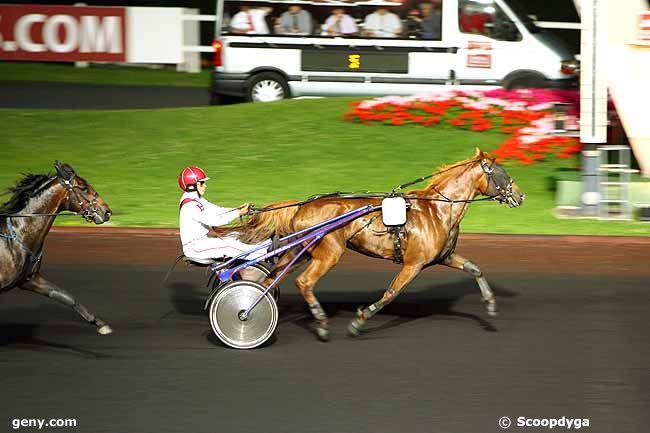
[0,162,113,334]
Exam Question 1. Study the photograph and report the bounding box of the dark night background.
[0,0,581,21]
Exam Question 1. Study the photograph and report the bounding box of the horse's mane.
[0,174,54,215]
[408,151,487,194]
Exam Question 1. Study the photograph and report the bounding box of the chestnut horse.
[0,162,113,334]
[218,149,525,341]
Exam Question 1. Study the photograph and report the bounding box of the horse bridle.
[0,174,99,265]
[57,174,101,222]
[480,159,515,205]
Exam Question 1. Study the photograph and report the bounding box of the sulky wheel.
[208,280,278,349]
[233,262,279,302]
[235,262,270,283]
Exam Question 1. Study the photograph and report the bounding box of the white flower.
[519,135,543,144]
[465,102,490,110]
[528,102,554,111]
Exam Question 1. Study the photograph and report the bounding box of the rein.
[0,212,81,218]
[251,192,493,213]
[0,175,101,220]
[251,160,499,214]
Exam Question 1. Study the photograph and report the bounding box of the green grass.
[1,97,649,235]
[0,62,211,87]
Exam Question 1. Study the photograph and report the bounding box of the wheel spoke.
[252,80,284,102]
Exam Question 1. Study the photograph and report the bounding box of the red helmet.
[178,166,210,191]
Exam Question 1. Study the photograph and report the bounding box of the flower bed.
[343,89,581,165]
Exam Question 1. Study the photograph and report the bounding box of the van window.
[458,0,522,41]
[221,1,445,41]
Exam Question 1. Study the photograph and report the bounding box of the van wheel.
[247,73,289,102]
[503,72,547,89]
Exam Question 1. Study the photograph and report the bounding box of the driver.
[178,166,267,261]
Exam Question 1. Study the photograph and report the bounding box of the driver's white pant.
[183,235,267,260]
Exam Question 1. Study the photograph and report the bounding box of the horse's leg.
[294,237,345,342]
[261,249,308,302]
[347,262,423,337]
[19,273,113,335]
[263,248,308,286]
[442,253,498,316]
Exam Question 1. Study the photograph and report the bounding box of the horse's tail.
[213,200,301,244]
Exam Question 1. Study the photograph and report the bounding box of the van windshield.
[502,0,540,34]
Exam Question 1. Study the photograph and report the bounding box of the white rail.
[535,21,581,30]
[183,46,216,53]
[182,14,216,21]
[179,10,214,72]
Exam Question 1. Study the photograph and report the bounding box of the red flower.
[342,92,581,165]
[471,124,490,132]
[471,118,492,131]
[421,104,447,115]
[424,117,441,126]
[500,126,519,133]
[459,111,479,119]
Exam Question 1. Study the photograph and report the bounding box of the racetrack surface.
[1,231,649,433]
[0,81,209,109]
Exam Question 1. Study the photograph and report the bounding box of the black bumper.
[211,72,251,97]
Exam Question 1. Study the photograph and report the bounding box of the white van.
[210,0,578,103]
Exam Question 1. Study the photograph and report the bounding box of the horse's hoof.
[347,320,362,337]
[486,303,499,317]
[310,322,329,342]
[97,325,113,335]
[314,326,330,342]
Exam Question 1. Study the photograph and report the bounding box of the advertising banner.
[0,4,126,62]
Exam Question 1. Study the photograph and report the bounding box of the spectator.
[404,9,422,38]
[230,5,272,35]
[222,12,231,32]
[324,8,358,36]
[277,5,312,35]
[363,7,402,38]
[419,1,442,40]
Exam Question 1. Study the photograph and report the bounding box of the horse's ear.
[63,162,76,176]
[474,147,485,158]
[54,161,75,180]
[54,161,64,177]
